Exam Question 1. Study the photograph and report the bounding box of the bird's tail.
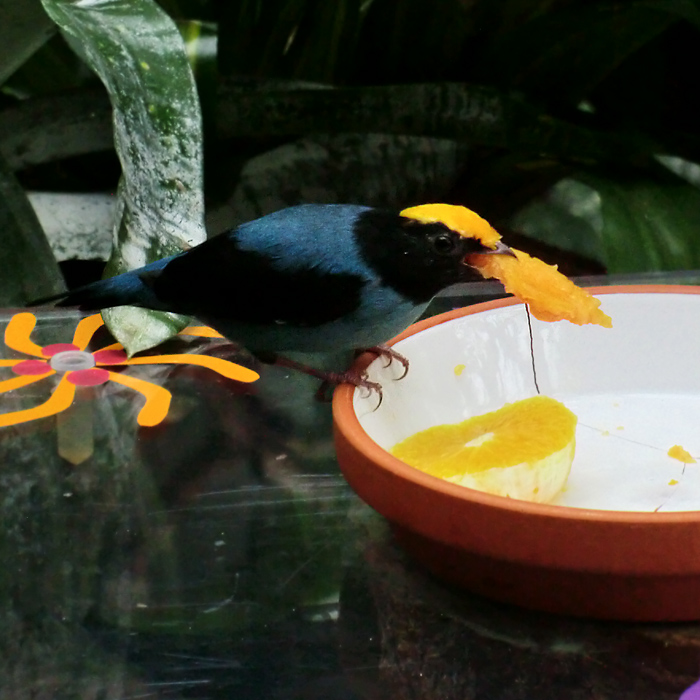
[30,257,174,310]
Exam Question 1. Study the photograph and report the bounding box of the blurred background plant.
[3,0,700,345]
[5,4,700,694]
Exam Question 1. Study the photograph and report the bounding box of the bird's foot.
[315,370,382,404]
[253,352,382,403]
[360,344,409,379]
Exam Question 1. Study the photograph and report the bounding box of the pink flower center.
[12,359,52,376]
[11,350,113,386]
[93,349,128,364]
[66,368,111,386]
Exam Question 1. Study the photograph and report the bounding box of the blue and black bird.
[36,203,511,393]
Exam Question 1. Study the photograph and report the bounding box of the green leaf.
[178,20,218,134]
[0,151,66,305]
[581,169,700,273]
[510,176,606,263]
[179,20,218,80]
[40,0,207,356]
[0,0,56,84]
[511,164,700,274]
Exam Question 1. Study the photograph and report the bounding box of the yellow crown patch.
[400,203,501,248]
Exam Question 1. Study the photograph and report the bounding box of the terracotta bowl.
[333,285,700,621]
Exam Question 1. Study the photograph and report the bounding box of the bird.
[33,203,513,396]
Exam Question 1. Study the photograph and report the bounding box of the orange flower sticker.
[0,313,259,428]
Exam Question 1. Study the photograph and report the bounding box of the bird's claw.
[254,352,383,404]
[363,345,409,380]
[316,371,383,406]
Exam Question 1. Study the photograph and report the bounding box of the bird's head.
[354,202,514,304]
[399,203,513,260]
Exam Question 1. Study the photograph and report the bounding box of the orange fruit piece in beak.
[468,248,612,328]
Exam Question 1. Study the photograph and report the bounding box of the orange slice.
[468,248,612,328]
[390,395,577,503]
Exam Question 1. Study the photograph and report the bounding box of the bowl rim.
[332,284,700,525]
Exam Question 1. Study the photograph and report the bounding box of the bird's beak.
[483,240,516,256]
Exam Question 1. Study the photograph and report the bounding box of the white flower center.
[50,350,96,373]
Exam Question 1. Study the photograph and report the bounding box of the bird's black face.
[354,209,505,304]
[423,224,493,260]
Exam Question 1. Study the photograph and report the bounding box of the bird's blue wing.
[234,204,374,276]
[152,205,373,327]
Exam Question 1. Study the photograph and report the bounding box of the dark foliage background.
[4,5,700,697]
[3,0,700,344]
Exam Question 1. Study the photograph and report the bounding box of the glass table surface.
[2,274,700,700]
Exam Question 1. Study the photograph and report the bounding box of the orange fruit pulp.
[390,395,577,503]
[468,248,612,328]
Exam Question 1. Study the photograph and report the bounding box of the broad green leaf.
[0,151,65,305]
[41,0,206,356]
[512,167,700,273]
[178,20,218,134]
[179,20,218,80]
[582,170,700,273]
[0,0,56,84]
[510,178,605,264]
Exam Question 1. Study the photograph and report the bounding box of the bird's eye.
[433,233,456,255]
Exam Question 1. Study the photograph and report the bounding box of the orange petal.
[4,312,44,357]
[123,354,259,383]
[72,313,105,350]
[179,325,224,338]
[96,342,126,352]
[0,375,76,427]
[106,372,172,426]
[0,359,23,367]
[0,373,51,394]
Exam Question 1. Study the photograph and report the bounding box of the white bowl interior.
[353,292,700,512]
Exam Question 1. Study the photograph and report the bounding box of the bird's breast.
[200,285,427,353]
